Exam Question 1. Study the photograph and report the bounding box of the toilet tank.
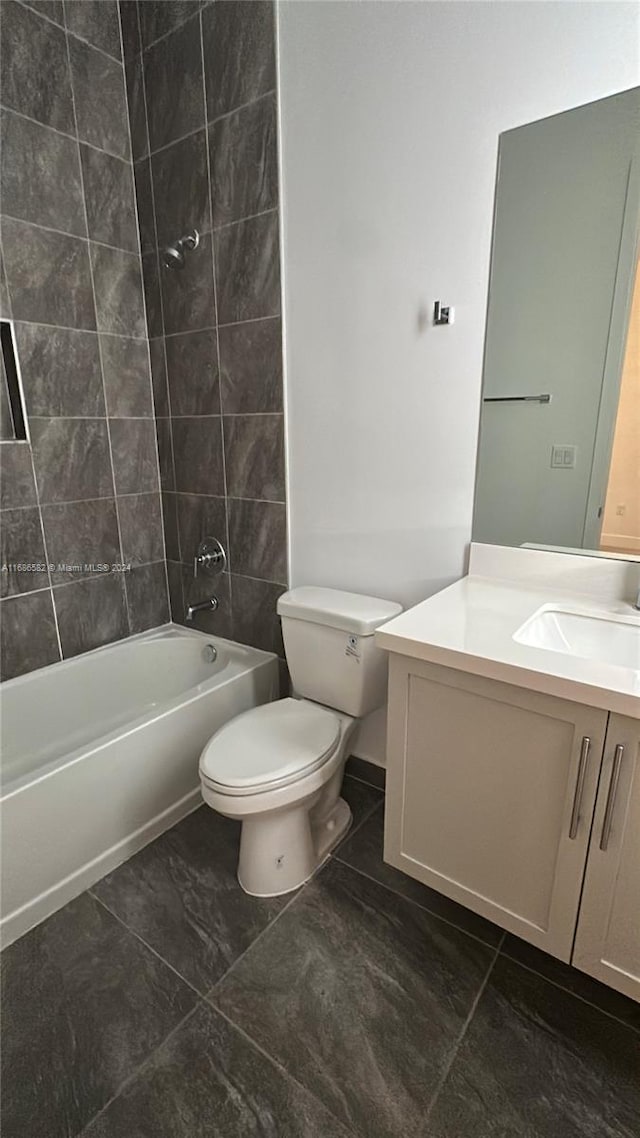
[277,587,403,718]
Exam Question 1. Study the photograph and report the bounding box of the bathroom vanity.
[377,546,640,1003]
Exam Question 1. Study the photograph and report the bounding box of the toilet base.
[237,795,352,898]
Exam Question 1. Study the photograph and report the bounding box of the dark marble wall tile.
[155,417,174,490]
[0,589,60,679]
[100,335,153,417]
[0,891,196,1138]
[202,0,275,122]
[109,417,159,494]
[174,492,227,564]
[143,15,204,152]
[228,497,286,583]
[141,252,164,338]
[118,0,141,61]
[133,158,155,253]
[172,416,224,495]
[344,756,387,791]
[160,230,216,334]
[219,318,282,413]
[69,37,131,160]
[223,413,285,501]
[0,1,75,133]
[16,325,105,417]
[54,571,129,655]
[91,245,146,337]
[428,956,640,1138]
[125,559,170,631]
[2,217,96,330]
[0,442,37,508]
[215,859,494,1136]
[1,108,86,237]
[64,0,122,60]
[83,1002,353,1138]
[118,491,164,564]
[151,129,210,247]
[24,0,65,23]
[81,146,138,252]
[124,52,149,161]
[209,94,277,229]
[42,498,121,584]
[165,329,219,415]
[138,0,202,50]
[30,417,113,503]
[230,573,285,654]
[0,245,11,319]
[161,491,180,559]
[215,211,280,324]
[0,356,14,439]
[149,337,169,416]
[0,506,48,597]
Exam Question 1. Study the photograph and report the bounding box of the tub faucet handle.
[194,536,226,579]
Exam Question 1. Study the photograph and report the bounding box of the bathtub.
[0,625,279,947]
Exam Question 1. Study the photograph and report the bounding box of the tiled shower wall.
[121,0,288,659]
[0,0,168,681]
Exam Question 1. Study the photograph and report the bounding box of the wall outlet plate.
[551,445,577,468]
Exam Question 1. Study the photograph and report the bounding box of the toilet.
[199,586,402,897]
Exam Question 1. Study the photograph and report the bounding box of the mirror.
[472,87,640,559]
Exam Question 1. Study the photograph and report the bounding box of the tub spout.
[185,596,218,623]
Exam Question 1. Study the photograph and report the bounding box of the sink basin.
[514,606,640,670]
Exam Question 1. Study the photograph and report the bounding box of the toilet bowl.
[199,586,402,897]
[200,698,357,896]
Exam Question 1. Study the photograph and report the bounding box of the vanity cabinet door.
[572,715,640,1001]
[384,656,608,961]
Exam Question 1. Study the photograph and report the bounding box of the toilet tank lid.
[277,586,402,636]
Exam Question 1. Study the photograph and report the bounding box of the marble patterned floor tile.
[82,1003,353,1138]
[336,805,503,948]
[92,806,289,995]
[214,859,495,1137]
[427,955,640,1138]
[0,891,197,1138]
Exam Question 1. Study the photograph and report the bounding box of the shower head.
[162,229,200,271]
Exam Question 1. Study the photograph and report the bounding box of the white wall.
[277,0,639,763]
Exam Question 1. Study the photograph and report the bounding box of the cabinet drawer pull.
[569,736,591,839]
[599,744,624,852]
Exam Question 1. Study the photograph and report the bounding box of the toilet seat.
[199,698,341,796]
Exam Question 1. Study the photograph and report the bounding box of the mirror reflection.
[473,87,640,559]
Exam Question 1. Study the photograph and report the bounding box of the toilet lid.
[199,698,341,792]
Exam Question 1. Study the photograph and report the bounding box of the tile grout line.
[207,881,308,996]
[0,103,132,164]
[63,21,132,635]
[19,0,126,65]
[135,1,206,57]
[332,848,504,953]
[1,315,148,340]
[2,211,141,257]
[89,888,205,1000]
[142,87,277,161]
[76,1002,204,1137]
[422,934,505,1128]
[117,0,169,621]
[211,1004,361,1138]
[496,947,640,1035]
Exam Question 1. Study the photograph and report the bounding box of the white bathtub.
[0,625,278,947]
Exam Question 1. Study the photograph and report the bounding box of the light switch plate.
[551,445,577,468]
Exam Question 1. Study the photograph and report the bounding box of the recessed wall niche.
[0,321,27,442]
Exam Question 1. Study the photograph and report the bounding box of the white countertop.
[376,574,640,719]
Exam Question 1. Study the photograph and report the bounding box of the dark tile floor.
[2,774,639,1138]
